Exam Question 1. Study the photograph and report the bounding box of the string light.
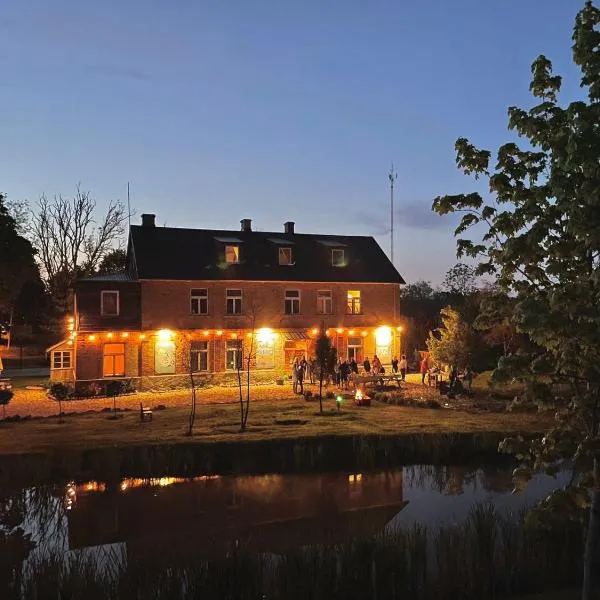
[88,335,96,342]
[139,334,146,340]
[203,330,210,336]
[311,328,318,335]
[121,332,129,338]
[336,328,344,334]
[106,332,113,339]
[216,330,223,336]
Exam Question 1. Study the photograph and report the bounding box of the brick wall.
[140,280,400,331]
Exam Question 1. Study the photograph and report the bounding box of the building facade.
[49,215,405,390]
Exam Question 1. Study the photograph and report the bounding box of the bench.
[140,403,153,421]
[352,374,402,388]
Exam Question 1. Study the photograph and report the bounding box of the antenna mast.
[388,164,397,264]
[127,182,131,228]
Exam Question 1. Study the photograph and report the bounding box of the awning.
[281,330,309,341]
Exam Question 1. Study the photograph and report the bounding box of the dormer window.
[331,249,345,267]
[279,247,293,265]
[225,245,240,264]
[101,291,120,316]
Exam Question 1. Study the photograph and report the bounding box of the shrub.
[425,399,442,409]
[121,379,137,394]
[106,380,124,397]
[73,381,102,398]
[0,389,13,418]
[49,383,72,401]
[325,391,335,400]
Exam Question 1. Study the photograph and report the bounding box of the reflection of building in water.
[67,471,405,562]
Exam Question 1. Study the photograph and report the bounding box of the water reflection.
[65,472,405,562]
[0,464,567,574]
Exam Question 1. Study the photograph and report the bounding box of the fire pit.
[354,388,371,407]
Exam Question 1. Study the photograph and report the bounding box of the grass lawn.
[0,390,552,456]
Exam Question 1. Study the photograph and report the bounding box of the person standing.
[297,359,305,394]
[292,357,299,394]
[363,356,371,374]
[340,359,350,390]
[420,356,428,385]
[464,366,474,390]
[349,357,358,375]
[391,356,399,374]
[399,354,408,381]
[372,355,382,374]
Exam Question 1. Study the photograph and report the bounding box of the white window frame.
[191,340,209,372]
[225,245,240,264]
[190,288,208,315]
[347,290,361,315]
[331,249,345,267]
[284,289,301,315]
[225,339,243,371]
[226,288,243,315]
[278,247,293,266]
[317,290,332,315]
[100,290,120,316]
[52,350,72,369]
[347,337,362,361]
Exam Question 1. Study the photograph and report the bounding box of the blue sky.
[0,0,585,283]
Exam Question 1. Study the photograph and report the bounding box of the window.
[101,291,119,316]
[52,351,72,369]
[317,290,333,314]
[347,290,361,314]
[331,249,345,267]
[347,337,362,362]
[225,245,240,264]
[226,340,243,370]
[278,247,293,265]
[190,288,208,315]
[226,289,243,314]
[103,343,125,377]
[191,340,209,372]
[285,290,300,315]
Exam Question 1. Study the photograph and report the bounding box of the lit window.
[191,340,209,372]
[317,290,332,314]
[285,290,300,315]
[226,289,243,315]
[278,247,293,265]
[190,288,208,315]
[331,249,345,267]
[226,340,243,370]
[225,245,240,264]
[347,290,361,314]
[103,343,125,377]
[52,351,72,369]
[347,337,362,362]
[101,291,119,316]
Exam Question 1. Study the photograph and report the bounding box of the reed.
[14,503,583,600]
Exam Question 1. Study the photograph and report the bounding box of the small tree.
[0,389,13,419]
[49,383,70,423]
[105,380,122,418]
[442,263,477,296]
[426,307,472,370]
[315,327,335,413]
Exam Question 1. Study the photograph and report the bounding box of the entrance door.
[284,340,307,368]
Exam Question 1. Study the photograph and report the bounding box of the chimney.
[141,213,156,227]
[240,218,252,232]
[284,221,295,234]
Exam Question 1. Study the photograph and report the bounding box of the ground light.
[336,395,343,411]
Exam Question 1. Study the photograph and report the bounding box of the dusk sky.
[1,0,585,284]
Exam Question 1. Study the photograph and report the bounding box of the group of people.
[419,356,474,393]
[291,353,410,394]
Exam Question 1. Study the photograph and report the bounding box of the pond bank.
[0,431,520,487]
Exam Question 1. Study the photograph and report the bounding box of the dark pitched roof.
[79,272,135,282]
[129,225,405,284]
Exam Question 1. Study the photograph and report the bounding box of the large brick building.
[49,215,405,390]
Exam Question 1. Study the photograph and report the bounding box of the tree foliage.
[442,263,477,296]
[28,186,127,313]
[96,248,128,275]
[426,307,473,370]
[432,3,600,596]
[0,194,39,324]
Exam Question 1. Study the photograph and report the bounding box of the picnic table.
[351,373,403,388]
